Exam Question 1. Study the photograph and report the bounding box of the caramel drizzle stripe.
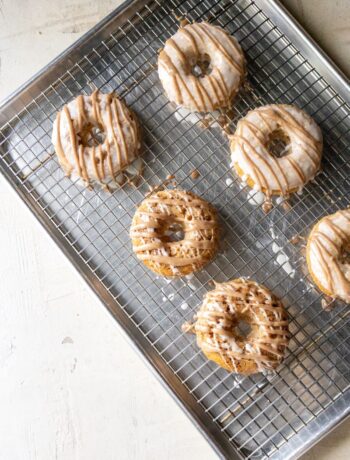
[118,97,138,148]
[206,76,221,103]
[54,112,72,175]
[98,145,105,180]
[216,68,229,96]
[193,23,242,73]
[106,141,115,181]
[286,156,306,183]
[78,144,88,183]
[91,90,104,126]
[105,140,115,182]
[91,146,101,182]
[76,95,86,132]
[193,76,214,111]
[63,105,82,178]
[243,120,288,192]
[313,239,334,291]
[192,76,206,110]
[106,98,123,168]
[234,138,270,192]
[112,98,128,165]
[159,51,199,110]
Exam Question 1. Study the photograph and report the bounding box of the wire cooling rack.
[0,0,349,458]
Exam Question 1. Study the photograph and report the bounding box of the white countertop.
[0,1,349,459]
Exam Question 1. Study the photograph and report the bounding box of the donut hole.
[164,223,185,242]
[267,129,291,158]
[235,318,252,338]
[191,53,212,78]
[78,122,106,147]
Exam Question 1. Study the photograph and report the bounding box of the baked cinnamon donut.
[306,208,350,302]
[52,90,141,188]
[158,21,245,112]
[130,189,219,277]
[186,279,290,375]
[229,104,323,198]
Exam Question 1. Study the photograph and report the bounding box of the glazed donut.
[52,90,141,188]
[130,189,219,277]
[306,209,350,302]
[187,279,290,375]
[158,21,245,112]
[229,104,323,198]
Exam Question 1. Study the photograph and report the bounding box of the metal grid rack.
[0,0,349,458]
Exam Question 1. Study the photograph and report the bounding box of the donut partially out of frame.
[307,208,350,303]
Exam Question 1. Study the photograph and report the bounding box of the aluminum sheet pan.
[0,1,349,458]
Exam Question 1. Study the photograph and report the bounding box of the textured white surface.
[0,1,349,459]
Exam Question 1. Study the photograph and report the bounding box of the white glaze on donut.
[307,209,350,302]
[158,22,245,112]
[229,104,323,196]
[192,279,290,374]
[52,90,141,187]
